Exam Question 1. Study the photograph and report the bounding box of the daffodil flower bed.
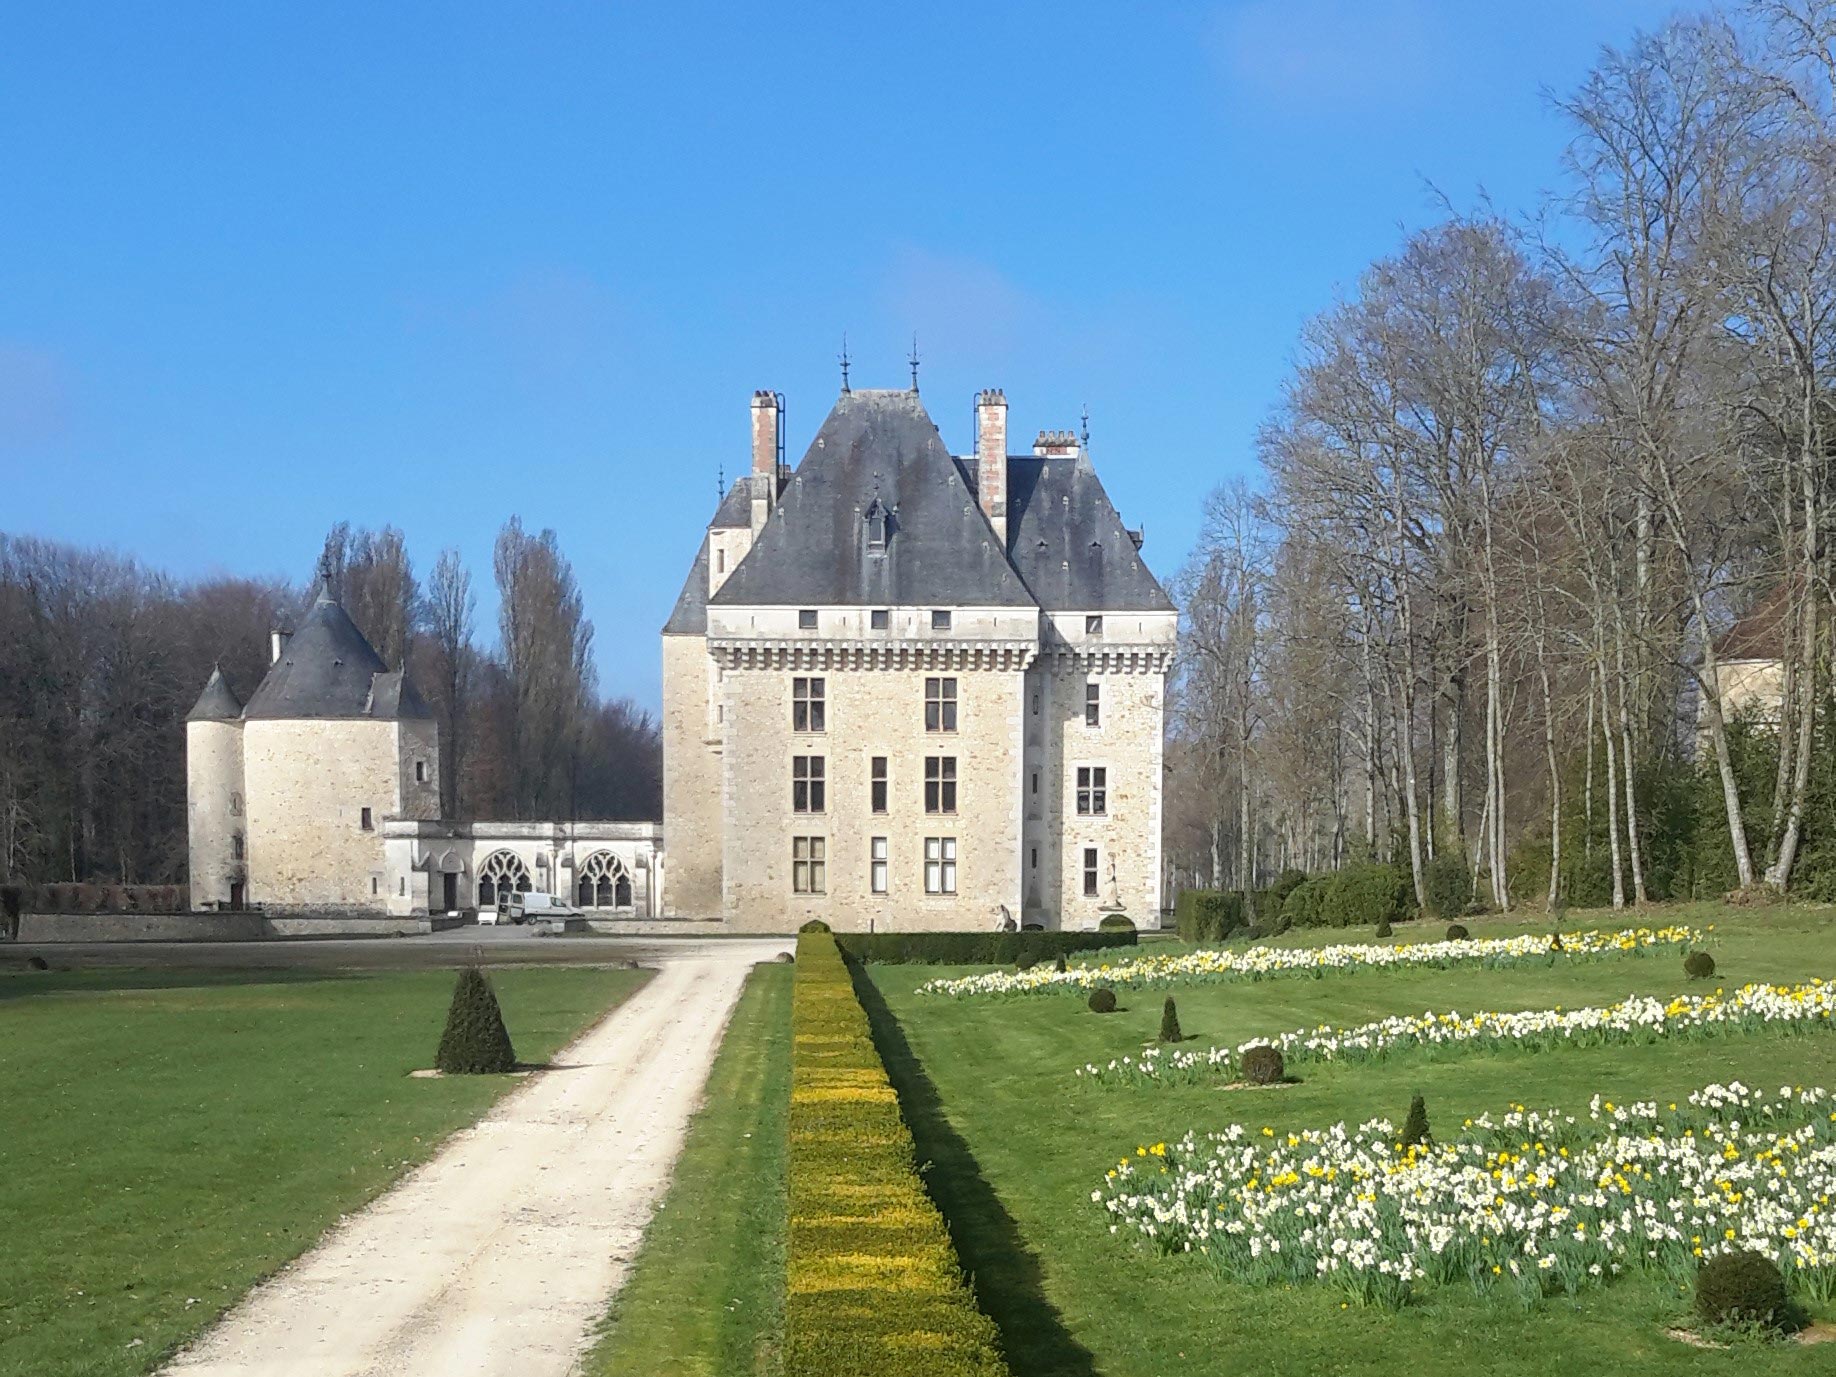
[1094,1082,1836,1309]
[1078,980,1836,1087]
[916,926,1699,999]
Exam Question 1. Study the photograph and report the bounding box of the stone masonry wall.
[720,663,1026,933]
[242,718,398,910]
[185,719,244,908]
[661,633,725,915]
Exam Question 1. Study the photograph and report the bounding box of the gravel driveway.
[162,940,788,1376]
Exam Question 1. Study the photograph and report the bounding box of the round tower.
[186,665,247,909]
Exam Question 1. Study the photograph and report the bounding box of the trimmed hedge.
[787,935,1009,1376]
[833,930,1136,965]
[1174,889,1244,944]
[1097,914,1136,932]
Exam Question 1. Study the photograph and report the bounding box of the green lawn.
[865,900,1836,1377]
[0,963,649,1377]
[586,961,792,1377]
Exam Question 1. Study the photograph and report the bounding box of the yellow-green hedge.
[786,934,1009,1377]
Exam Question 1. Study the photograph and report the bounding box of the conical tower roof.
[185,664,243,722]
[242,581,403,720]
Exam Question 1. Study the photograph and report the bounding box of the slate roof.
[241,583,431,720]
[1005,454,1175,612]
[709,478,752,530]
[186,665,244,722]
[662,533,711,635]
[707,389,1036,609]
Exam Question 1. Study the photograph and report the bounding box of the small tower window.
[360,807,373,831]
[931,609,952,631]
[229,791,243,818]
[1086,614,1104,635]
[871,608,890,631]
[414,760,426,784]
[231,833,244,860]
[798,609,818,630]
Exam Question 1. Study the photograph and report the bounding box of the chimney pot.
[269,629,291,664]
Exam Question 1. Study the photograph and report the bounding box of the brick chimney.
[750,390,781,532]
[975,389,1008,546]
[1033,429,1079,457]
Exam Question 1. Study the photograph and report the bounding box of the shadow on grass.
[0,964,359,1002]
[851,962,1100,1377]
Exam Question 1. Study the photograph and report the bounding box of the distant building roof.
[1715,584,1791,663]
[662,533,711,636]
[242,582,431,720]
[186,665,244,722]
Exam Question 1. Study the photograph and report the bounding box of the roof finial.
[839,333,851,394]
[908,333,920,392]
[315,551,336,598]
[1080,403,1090,450]
[717,459,725,501]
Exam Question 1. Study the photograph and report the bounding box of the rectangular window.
[793,756,826,813]
[925,836,957,894]
[870,756,888,813]
[1031,692,1040,716]
[1030,770,1039,796]
[925,677,958,732]
[371,875,379,895]
[792,676,826,732]
[1030,846,1038,869]
[360,807,373,831]
[871,608,890,630]
[799,608,818,630]
[1086,614,1104,635]
[924,756,957,814]
[716,547,726,573]
[931,609,952,631]
[414,759,426,783]
[398,876,406,896]
[1077,765,1108,816]
[870,836,888,894]
[793,836,826,893]
[1085,681,1101,727]
[1083,847,1100,897]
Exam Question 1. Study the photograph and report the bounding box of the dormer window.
[865,498,890,553]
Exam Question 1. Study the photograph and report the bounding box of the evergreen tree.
[1159,996,1183,1043]
[436,967,517,1073]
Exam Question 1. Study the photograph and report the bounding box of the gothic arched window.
[477,850,532,908]
[575,851,633,909]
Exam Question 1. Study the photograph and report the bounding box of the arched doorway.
[477,851,532,909]
[575,851,633,910]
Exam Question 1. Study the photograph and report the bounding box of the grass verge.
[0,963,648,1377]
[586,961,793,1377]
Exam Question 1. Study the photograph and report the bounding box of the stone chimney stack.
[750,390,781,533]
[269,629,290,664]
[975,389,1008,546]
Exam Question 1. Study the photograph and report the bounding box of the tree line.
[1168,2,1836,912]
[0,519,660,887]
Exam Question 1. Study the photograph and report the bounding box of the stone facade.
[661,383,1176,932]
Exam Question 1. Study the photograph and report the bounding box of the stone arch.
[477,850,532,908]
[575,851,633,909]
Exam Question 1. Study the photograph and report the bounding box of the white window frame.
[1082,845,1101,898]
[793,835,826,894]
[924,836,957,894]
[1076,764,1108,816]
[870,836,888,894]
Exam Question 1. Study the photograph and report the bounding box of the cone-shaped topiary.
[1401,1092,1431,1147]
[1088,986,1118,1014]
[1445,923,1470,941]
[435,967,516,1074]
[1159,996,1183,1043]
[1240,1043,1284,1085]
[1375,919,1393,939]
[1685,950,1716,980]
[1053,953,1068,973]
[798,919,831,933]
[1696,1250,1792,1332]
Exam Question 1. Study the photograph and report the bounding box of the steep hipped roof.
[242,584,428,720]
[709,389,1035,609]
[1005,455,1175,612]
[186,664,243,722]
[662,533,711,635]
[709,478,752,530]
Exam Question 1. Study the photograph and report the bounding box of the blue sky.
[0,0,1681,709]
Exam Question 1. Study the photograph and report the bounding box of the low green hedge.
[1282,864,1413,928]
[833,930,1137,964]
[786,935,1009,1376]
[1174,889,1244,943]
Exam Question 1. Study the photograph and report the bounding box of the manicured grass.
[0,963,649,1377]
[586,961,792,1377]
[865,900,1836,1377]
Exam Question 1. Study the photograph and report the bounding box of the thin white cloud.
[1207,0,1436,114]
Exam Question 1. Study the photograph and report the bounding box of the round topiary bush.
[1239,1043,1284,1085]
[1016,951,1039,971]
[1159,996,1183,1043]
[1097,914,1135,932]
[1696,1250,1791,1333]
[1088,986,1118,1014]
[1445,922,1470,941]
[798,919,831,934]
[1242,923,1265,940]
[1375,919,1393,939]
[435,967,517,1074]
[1685,950,1717,980]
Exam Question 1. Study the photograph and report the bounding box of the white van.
[479,892,584,925]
